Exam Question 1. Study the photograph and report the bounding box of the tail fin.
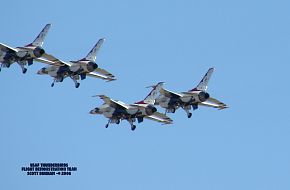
[190,68,214,92]
[26,23,52,47]
[81,38,105,62]
[135,82,164,105]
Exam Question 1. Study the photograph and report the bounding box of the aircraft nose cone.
[37,68,47,75]
[89,108,99,114]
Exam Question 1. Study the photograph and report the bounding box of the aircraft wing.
[200,97,228,110]
[87,72,116,82]
[0,43,18,53]
[95,95,128,110]
[199,101,222,109]
[37,53,71,66]
[160,88,182,98]
[207,97,228,108]
[145,112,173,124]
[95,67,115,78]
[34,57,57,65]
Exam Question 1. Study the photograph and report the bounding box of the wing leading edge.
[94,95,128,110]
[0,43,18,53]
[145,112,173,124]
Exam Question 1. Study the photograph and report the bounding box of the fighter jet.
[89,82,173,131]
[155,68,228,118]
[0,24,52,73]
[36,38,115,88]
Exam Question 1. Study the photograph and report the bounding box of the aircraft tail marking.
[26,23,52,47]
[190,67,214,92]
[135,82,164,105]
[81,38,105,62]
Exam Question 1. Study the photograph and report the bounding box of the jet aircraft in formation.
[1,24,228,131]
[154,68,228,118]
[89,69,228,131]
[0,24,51,73]
[36,38,115,88]
[89,82,173,131]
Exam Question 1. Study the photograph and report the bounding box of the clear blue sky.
[1,0,290,189]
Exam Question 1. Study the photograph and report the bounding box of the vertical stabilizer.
[26,23,52,47]
[136,82,164,105]
[190,68,214,92]
[82,38,105,62]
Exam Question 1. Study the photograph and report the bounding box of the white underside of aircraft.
[89,82,173,131]
[0,24,52,74]
[154,68,228,118]
[36,38,115,88]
